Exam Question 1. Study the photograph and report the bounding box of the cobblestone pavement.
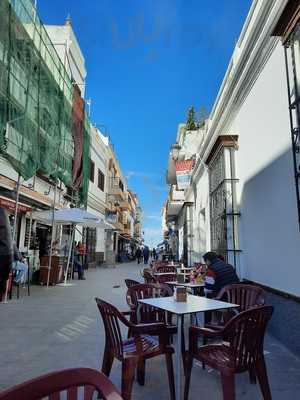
[1,262,300,399]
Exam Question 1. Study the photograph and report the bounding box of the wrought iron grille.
[284,24,300,229]
[209,149,227,257]
[209,144,240,267]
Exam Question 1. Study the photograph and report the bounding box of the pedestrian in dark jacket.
[136,247,142,264]
[0,208,12,297]
[143,246,150,265]
[203,251,239,297]
[152,248,157,260]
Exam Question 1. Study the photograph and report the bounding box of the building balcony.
[165,187,185,218]
[170,188,185,202]
[120,198,131,211]
[105,195,117,212]
[108,177,125,199]
[113,221,124,231]
[166,199,184,217]
[123,228,131,236]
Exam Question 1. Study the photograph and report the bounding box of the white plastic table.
[138,295,239,400]
[166,281,205,295]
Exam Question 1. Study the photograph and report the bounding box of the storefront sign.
[0,197,31,213]
[175,159,195,190]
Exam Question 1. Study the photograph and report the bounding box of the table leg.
[176,314,183,400]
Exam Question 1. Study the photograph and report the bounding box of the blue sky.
[38,0,252,247]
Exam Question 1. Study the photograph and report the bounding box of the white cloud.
[145,214,161,221]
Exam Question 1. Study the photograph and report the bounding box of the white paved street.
[1,262,300,399]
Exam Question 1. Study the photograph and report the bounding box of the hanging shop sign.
[175,159,195,190]
[0,197,31,213]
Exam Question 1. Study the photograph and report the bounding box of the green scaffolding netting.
[0,0,90,204]
[80,112,91,207]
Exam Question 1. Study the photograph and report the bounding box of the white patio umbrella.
[32,208,114,228]
[32,208,115,287]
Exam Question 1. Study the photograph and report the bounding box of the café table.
[165,281,205,295]
[138,294,238,400]
[153,272,177,277]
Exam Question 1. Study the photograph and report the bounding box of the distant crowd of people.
[135,245,158,265]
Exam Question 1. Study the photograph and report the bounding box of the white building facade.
[163,0,300,357]
[86,125,109,265]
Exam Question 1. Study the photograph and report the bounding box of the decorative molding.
[206,135,239,166]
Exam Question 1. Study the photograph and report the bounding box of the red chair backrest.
[156,265,177,273]
[156,273,177,284]
[217,284,265,312]
[0,368,123,400]
[127,283,172,324]
[124,279,140,289]
[95,298,124,360]
[143,270,157,284]
[224,305,273,371]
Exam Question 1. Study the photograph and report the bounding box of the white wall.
[45,24,86,97]
[233,43,300,296]
[188,167,210,264]
[87,127,109,254]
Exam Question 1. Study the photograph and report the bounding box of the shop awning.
[31,208,115,229]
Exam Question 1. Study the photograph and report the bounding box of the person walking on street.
[72,243,85,280]
[143,245,150,265]
[152,247,157,260]
[136,247,142,264]
[77,241,86,268]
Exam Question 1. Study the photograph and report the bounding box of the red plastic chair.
[96,298,175,400]
[124,279,140,289]
[126,283,174,325]
[156,265,177,274]
[0,368,123,400]
[204,283,266,332]
[142,270,157,284]
[156,273,177,284]
[184,305,274,400]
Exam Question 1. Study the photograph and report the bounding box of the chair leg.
[249,365,257,384]
[255,358,272,400]
[121,357,138,400]
[184,353,193,400]
[137,359,145,386]
[202,336,207,370]
[165,352,176,400]
[101,346,114,377]
[181,316,186,354]
[220,373,235,400]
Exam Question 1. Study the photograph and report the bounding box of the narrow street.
[1,263,300,399]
